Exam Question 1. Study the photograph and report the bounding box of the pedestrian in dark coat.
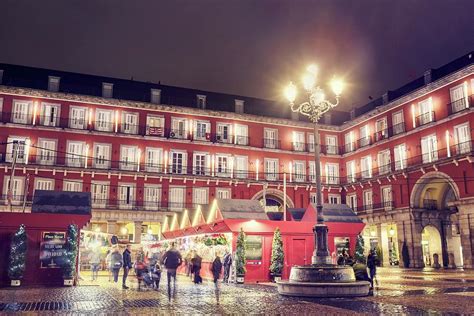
[367,249,378,289]
[211,254,223,304]
[161,242,183,301]
[222,249,232,283]
[191,252,203,284]
[122,245,133,289]
[110,247,123,283]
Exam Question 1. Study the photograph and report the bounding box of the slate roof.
[314,203,363,223]
[215,199,267,220]
[31,190,91,215]
[288,208,306,221]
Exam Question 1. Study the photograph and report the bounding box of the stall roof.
[288,208,306,221]
[301,204,363,223]
[214,199,267,220]
[32,190,91,215]
[266,211,284,221]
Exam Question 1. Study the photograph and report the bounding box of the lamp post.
[284,65,344,265]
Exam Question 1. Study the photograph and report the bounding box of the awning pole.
[283,172,287,221]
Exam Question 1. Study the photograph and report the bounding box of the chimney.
[235,99,244,114]
[424,69,432,85]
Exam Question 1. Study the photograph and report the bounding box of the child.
[151,262,162,291]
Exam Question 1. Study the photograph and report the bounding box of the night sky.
[0,1,473,110]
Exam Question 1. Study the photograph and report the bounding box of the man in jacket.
[161,242,183,301]
[122,245,133,289]
[211,254,223,304]
[222,249,233,283]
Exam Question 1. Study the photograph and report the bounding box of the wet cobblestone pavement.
[1,268,474,315]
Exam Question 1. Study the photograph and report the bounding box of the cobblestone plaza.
[1,268,474,315]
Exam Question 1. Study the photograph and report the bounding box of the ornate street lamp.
[284,65,344,265]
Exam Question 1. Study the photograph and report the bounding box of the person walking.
[110,247,123,284]
[122,245,133,289]
[367,249,378,289]
[89,248,101,281]
[191,251,203,284]
[211,253,223,304]
[105,249,112,282]
[161,242,183,301]
[222,249,232,284]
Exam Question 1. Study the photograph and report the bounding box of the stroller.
[135,262,153,291]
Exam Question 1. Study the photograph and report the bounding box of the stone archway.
[410,171,460,210]
[421,225,443,267]
[251,188,294,212]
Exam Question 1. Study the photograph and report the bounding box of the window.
[235,99,244,113]
[91,182,109,208]
[69,106,87,129]
[146,115,164,136]
[234,124,248,145]
[361,155,372,178]
[34,178,54,192]
[40,103,60,127]
[170,151,187,174]
[308,162,316,183]
[170,117,187,139]
[418,98,434,125]
[93,143,111,169]
[325,163,339,184]
[216,123,232,143]
[95,109,113,132]
[421,134,438,163]
[37,138,56,165]
[193,188,208,205]
[216,188,231,199]
[381,186,392,209]
[307,133,316,152]
[359,125,370,147]
[347,194,357,211]
[234,156,248,179]
[120,145,139,170]
[454,123,471,154]
[265,158,279,181]
[346,160,356,183]
[144,185,161,210]
[392,110,405,135]
[196,95,206,109]
[345,131,354,153]
[145,147,162,172]
[48,76,60,92]
[375,117,388,141]
[325,135,338,154]
[264,128,278,149]
[363,190,373,210]
[293,161,305,182]
[293,131,305,151]
[450,83,468,113]
[194,120,210,141]
[6,137,29,164]
[328,194,341,205]
[121,112,138,134]
[169,186,185,210]
[193,152,209,176]
[377,150,391,175]
[11,100,32,124]
[102,83,113,98]
[150,89,161,104]
[216,154,231,177]
[63,180,82,192]
[3,177,25,205]
[394,144,407,170]
[66,141,86,167]
[118,183,135,209]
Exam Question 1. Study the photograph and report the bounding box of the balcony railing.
[416,111,436,126]
[448,96,471,115]
[357,136,371,148]
[374,129,389,142]
[344,142,355,154]
[423,199,437,210]
[322,145,339,155]
[263,138,281,149]
[389,122,406,137]
[292,142,307,152]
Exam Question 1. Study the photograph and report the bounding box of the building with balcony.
[0,51,473,268]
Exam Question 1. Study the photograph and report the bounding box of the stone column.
[398,219,424,268]
[107,220,117,235]
[380,223,390,266]
[459,211,474,268]
[134,221,143,244]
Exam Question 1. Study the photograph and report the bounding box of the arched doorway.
[410,171,459,210]
[251,189,294,212]
[421,225,443,267]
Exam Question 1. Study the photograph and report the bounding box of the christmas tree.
[235,228,247,276]
[269,228,284,276]
[354,234,366,264]
[62,224,78,279]
[8,224,28,280]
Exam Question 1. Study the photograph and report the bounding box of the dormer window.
[197,95,206,109]
[235,99,244,114]
[48,76,60,92]
[151,89,161,104]
[102,82,113,98]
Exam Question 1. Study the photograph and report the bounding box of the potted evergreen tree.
[354,234,366,264]
[8,224,28,286]
[269,228,284,282]
[235,228,247,284]
[61,224,78,286]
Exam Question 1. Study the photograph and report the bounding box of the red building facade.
[0,51,473,268]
